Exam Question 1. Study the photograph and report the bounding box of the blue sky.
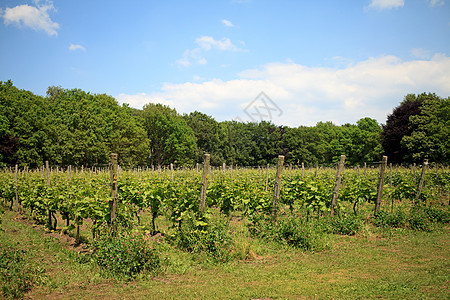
[1,0,449,126]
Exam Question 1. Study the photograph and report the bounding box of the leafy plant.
[248,211,327,251]
[0,243,46,299]
[325,214,364,235]
[91,232,161,279]
[168,210,234,263]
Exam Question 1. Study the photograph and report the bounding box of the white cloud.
[368,0,404,10]
[196,36,244,52]
[222,19,234,27]
[411,48,431,59]
[176,36,245,67]
[429,0,445,7]
[121,54,450,127]
[2,1,59,36]
[69,43,86,51]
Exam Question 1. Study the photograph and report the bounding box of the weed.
[0,242,46,299]
[168,210,234,263]
[248,212,327,251]
[325,213,364,235]
[91,231,161,279]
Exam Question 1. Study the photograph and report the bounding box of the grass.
[1,208,449,299]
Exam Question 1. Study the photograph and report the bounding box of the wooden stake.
[416,159,428,202]
[330,155,345,216]
[374,156,388,215]
[14,164,19,212]
[110,153,118,227]
[199,154,210,213]
[389,163,392,188]
[272,155,284,221]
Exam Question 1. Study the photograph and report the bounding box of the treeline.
[0,80,448,167]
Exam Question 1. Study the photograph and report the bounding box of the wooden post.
[302,162,305,180]
[374,156,388,215]
[315,164,318,178]
[45,161,52,229]
[265,163,270,191]
[330,155,346,216]
[170,163,174,182]
[110,153,118,227]
[289,163,292,179]
[272,155,284,221]
[231,161,233,180]
[14,164,19,212]
[199,154,210,214]
[389,163,392,188]
[413,163,416,183]
[416,159,428,201]
[222,162,226,176]
[364,162,367,177]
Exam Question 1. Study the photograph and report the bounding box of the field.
[1,163,449,299]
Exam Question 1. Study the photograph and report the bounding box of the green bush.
[0,243,45,299]
[422,206,450,224]
[374,210,408,228]
[408,208,432,232]
[169,211,233,263]
[248,212,326,251]
[373,205,447,232]
[92,232,161,279]
[326,214,364,235]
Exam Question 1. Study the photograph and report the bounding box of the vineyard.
[1,155,450,298]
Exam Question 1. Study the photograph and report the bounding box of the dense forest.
[0,80,448,168]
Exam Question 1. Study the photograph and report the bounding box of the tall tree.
[0,80,49,167]
[142,103,196,166]
[183,111,228,165]
[381,94,423,164]
[401,94,449,163]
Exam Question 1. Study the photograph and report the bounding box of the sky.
[1,0,449,127]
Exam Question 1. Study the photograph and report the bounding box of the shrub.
[248,212,326,251]
[422,206,450,224]
[92,232,161,279]
[374,210,408,228]
[408,208,432,232]
[169,211,233,263]
[0,243,45,299]
[326,214,364,235]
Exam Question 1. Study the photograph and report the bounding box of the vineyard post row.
[4,154,437,230]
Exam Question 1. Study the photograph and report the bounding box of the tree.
[183,111,228,165]
[401,94,449,163]
[45,87,149,167]
[381,94,423,164]
[0,80,49,167]
[142,103,196,166]
[343,118,382,165]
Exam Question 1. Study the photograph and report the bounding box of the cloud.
[196,36,244,51]
[411,48,431,59]
[2,1,59,36]
[121,54,450,127]
[429,0,445,7]
[69,43,86,51]
[176,48,207,67]
[177,36,245,67]
[368,0,404,10]
[222,19,235,27]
